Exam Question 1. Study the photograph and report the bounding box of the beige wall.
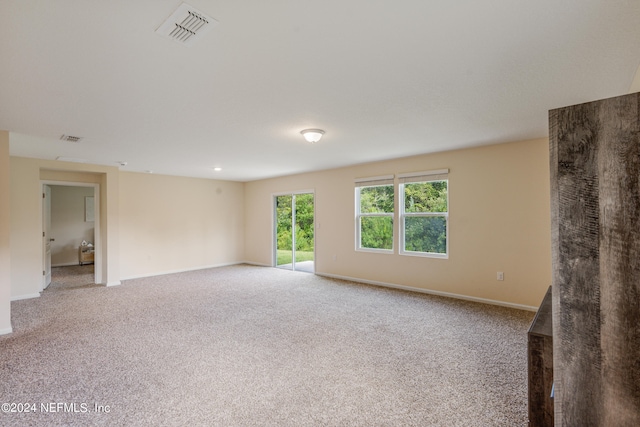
[10,158,121,297]
[118,172,244,279]
[41,169,111,285]
[245,138,552,309]
[8,157,245,300]
[6,137,549,323]
[630,64,640,93]
[0,131,11,334]
[50,185,95,266]
[9,157,45,298]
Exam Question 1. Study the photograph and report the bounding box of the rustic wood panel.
[528,286,554,426]
[549,92,640,426]
[598,94,640,426]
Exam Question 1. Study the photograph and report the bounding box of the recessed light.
[213,167,222,172]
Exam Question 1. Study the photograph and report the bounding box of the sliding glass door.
[275,193,314,272]
[275,195,294,269]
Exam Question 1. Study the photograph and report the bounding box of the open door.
[42,184,52,290]
[275,192,314,272]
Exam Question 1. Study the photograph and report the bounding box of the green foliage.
[276,194,314,264]
[276,195,293,251]
[360,216,393,250]
[404,181,447,213]
[404,216,447,254]
[358,185,394,250]
[403,181,448,254]
[276,181,448,258]
[359,185,394,213]
[294,193,314,252]
[277,250,314,265]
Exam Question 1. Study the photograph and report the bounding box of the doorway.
[42,181,100,291]
[274,192,315,273]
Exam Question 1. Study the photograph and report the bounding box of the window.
[355,175,394,252]
[399,170,449,258]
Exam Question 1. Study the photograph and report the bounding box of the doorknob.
[49,238,55,242]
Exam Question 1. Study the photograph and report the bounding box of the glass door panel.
[294,193,314,272]
[275,193,314,272]
[275,195,293,270]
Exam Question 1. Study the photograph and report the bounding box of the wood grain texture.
[528,286,554,426]
[598,94,640,426]
[550,92,640,426]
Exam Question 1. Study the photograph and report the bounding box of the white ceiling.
[1,1,639,182]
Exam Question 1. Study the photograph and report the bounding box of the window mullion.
[403,212,447,217]
[361,212,393,217]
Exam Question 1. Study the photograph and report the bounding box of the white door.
[42,185,52,290]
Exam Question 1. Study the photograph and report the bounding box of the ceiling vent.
[60,134,83,142]
[156,3,217,46]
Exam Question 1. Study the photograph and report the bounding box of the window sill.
[356,248,394,255]
[399,250,448,259]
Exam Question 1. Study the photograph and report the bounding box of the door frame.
[272,189,315,272]
[43,184,52,289]
[41,180,101,290]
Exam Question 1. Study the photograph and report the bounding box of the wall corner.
[0,131,12,334]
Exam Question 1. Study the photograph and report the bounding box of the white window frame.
[355,175,395,253]
[399,169,449,259]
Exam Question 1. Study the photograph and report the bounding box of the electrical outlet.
[497,272,504,281]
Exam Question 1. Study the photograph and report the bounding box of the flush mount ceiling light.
[300,129,325,143]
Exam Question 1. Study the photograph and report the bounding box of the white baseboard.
[0,326,13,335]
[120,262,244,281]
[52,262,81,267]
[316,272,538,312]
[241,261,271,268]
[106,281,121,287]
[11,293,41,301]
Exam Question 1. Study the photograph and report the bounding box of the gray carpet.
[1,264,534,426]
[47,264,99,291]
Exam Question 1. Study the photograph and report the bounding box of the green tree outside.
[294,193,314,253]
[277,181,447,261]
[403,181,448,254]
[276,194,315,265]
[358,185,394,250]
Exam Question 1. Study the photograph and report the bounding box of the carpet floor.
[48,264,99,291]
[1,264,534,426]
